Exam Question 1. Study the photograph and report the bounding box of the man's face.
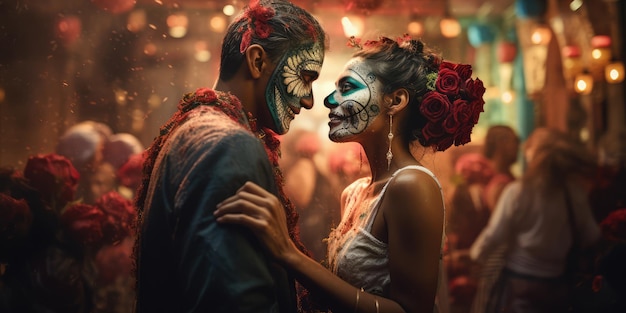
[324,58,384,142]
[265,42,324,134]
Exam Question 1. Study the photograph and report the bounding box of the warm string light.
[591,35,612,79]
[440,0,460,38]
[530,24,551,46]
[574,70,593,95]
[407,20,423,36]
[440,17,461,38]
[605,61,625,84]
[166,13,188,38]
[341,16,364,38]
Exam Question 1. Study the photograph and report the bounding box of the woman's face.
[324,57,385,142]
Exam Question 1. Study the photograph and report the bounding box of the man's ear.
[244,44,267,79]
[387,88,409,115]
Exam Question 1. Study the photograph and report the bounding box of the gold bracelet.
[354,288,364,313]
[374,296,379,313]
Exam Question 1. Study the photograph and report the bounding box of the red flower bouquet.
[420,61,486,151]
[23,153,80,211]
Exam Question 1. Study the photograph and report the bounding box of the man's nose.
[300,95,314,110]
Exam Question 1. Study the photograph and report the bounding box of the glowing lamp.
[605,61,625,84]
[341,16,364,38]
[440,17,461,38]
[167,13,188,38]
[407,21,423,36]
[574,70,593,95]
[55,16,82,46]
[222,4,236,16]
[591,36,612,71]
[530,25,551,46]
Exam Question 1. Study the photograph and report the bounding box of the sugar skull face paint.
[324,58,383,142]
[265,42,324,134]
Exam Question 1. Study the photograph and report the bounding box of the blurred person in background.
[56,120,112,203]
[470,125,519,313]
[470,127,600,313]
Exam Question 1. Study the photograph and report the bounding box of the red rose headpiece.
[419,61,486,151]
[239,0,275,53]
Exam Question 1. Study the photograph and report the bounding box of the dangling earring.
[387,114,394,171]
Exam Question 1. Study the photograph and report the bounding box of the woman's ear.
[244,44,267,79]
[387,88,409,115]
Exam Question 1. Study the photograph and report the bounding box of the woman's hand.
[215,181,298,264]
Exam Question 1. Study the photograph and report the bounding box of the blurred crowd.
[1,120,625,313]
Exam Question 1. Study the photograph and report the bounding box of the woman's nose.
[324,92,337,108]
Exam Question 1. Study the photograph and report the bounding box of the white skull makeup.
[265,42,324,134]
[324,58,384,142]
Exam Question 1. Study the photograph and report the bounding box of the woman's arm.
[380,169,444,313]
[215,181,407,313]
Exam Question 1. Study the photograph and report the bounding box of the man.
[133,1,326,312]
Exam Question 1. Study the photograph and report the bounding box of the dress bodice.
[326,165,443,297]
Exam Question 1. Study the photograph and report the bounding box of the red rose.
[470,99,485,124]
[117,153,145,190]
[454,124,474,146]
[24,154,80,211]
[421,122,446,142]
[466,78,486,101]
[452,99,472,124]
[436,68,461,97]
[0,194,33,259]
[420,91,450,122]
[95,191,136,244]
[442,115,459,134]
[61,203,105,248]
[454,64,473,81]
[440,61,455,70]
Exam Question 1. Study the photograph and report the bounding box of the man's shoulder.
[174,109,257,143]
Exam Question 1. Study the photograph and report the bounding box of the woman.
[470,127,601,312]
[469,125,519,313]
[215,35,485,313]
